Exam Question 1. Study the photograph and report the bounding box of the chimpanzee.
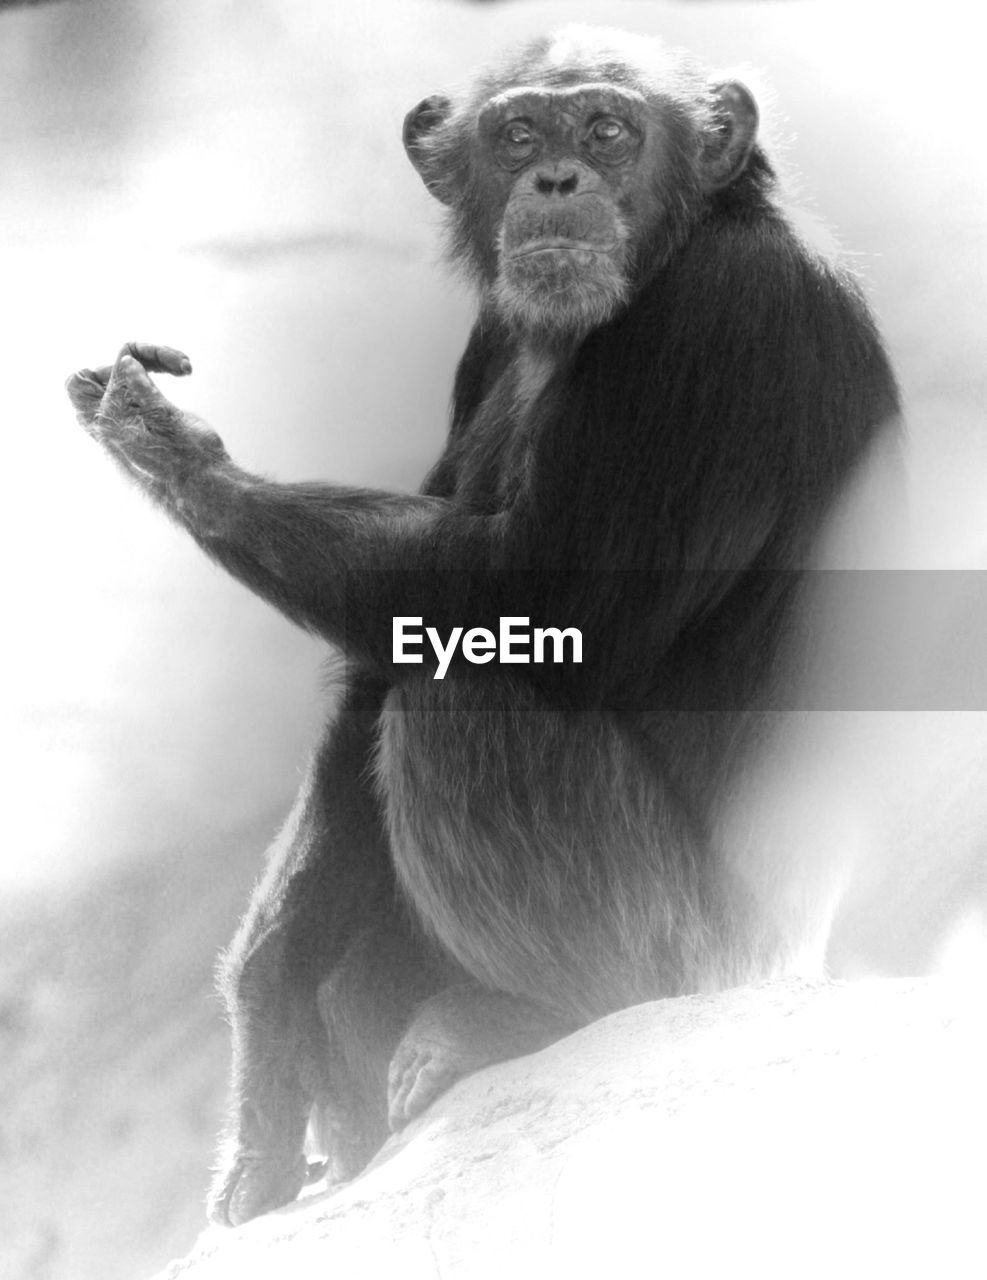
[66,27,899,1226]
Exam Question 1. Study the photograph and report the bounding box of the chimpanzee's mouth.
[511,239,613,259]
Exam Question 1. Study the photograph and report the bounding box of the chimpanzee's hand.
[66,343,227,487]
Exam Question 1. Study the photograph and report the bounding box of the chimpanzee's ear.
[403,95,455,205]
[700,80,759,191]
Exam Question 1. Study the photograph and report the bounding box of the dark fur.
[66,28,899,1226]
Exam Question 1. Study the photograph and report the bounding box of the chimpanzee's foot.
[208,1143,308,1227]
[386,985,567,1130]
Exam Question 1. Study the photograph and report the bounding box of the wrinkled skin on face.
[481,85,649,332]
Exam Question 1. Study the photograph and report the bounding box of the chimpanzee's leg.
[208,673,445,1226]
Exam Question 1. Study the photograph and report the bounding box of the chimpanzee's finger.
[118,343,193,377]
[101,354,173,417]
[65,369,109,417]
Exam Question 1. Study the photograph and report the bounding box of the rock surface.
[157,978,987,1279]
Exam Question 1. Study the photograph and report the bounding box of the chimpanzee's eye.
[494,120,539,170]
[505,122,535,148]
[585,115,638,164]
[592,118,624,142]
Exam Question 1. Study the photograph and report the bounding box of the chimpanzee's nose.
[534,165,579,196]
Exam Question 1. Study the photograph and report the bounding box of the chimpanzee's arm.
[66,345,526,674]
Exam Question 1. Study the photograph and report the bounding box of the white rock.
[157,977,987,1280]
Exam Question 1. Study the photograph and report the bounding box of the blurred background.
[0,1,983,1277]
